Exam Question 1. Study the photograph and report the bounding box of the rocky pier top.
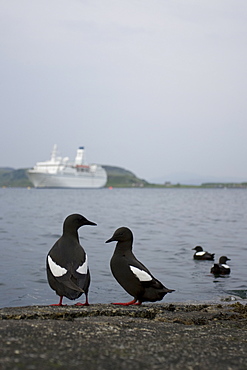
[1,303,247,369]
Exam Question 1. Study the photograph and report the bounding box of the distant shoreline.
[1,166,247,188]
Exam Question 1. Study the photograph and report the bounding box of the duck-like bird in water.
[210,256,231,275]
[46,214,96,306]
[106,227,174,306]
[192,246,215,260]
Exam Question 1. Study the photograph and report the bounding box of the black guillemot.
[105,227,175,306]
[210,256,231,275]
[192,246,215,260]
[46,213,96,306]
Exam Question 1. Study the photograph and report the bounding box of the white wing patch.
[130,265,152,282]
[221,264,230,269]
[48,255,67,277]
[196,251,206,256]
[76,254,88,275]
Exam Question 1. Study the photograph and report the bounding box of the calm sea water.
[0,187,246,308]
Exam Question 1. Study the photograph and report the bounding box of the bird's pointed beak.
[105,237,113,243]
[85,219,97,226]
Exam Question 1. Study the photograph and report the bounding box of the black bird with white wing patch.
[210,256,231,276]
[105,227,174,305]
[192,246,215,260]
[46,213,96,306]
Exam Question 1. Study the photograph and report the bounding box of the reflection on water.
[0,187,246,307]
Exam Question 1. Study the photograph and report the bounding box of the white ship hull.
[27,168,107,188]
[27,145,107,188]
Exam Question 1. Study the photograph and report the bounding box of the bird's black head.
[105,227,133,244]
[63,214,97,233]
[192,246,203,252]
[219,256,231,264]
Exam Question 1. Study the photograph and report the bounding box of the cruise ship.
[27,145,107,188]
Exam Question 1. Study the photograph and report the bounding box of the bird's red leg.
[133,300,142,306]
[112,299,142,306]
[74,294,89,306]
[50,296,66,306]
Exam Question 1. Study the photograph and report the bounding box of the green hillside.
[103,166,148,187]
[0,168,31,187]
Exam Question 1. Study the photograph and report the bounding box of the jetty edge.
[1,303,247,369]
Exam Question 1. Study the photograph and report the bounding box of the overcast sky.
[1,0,247,183]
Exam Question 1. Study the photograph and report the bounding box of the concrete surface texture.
[0,303,247,369]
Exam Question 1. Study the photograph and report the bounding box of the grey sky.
[1,0,247,183]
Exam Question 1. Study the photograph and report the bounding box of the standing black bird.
[46,214,96,306]
[105,227,174,305]
[192,246,215,260]
[210,256,231,275]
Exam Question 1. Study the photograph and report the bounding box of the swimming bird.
[210,256,231,275]
[105,227,175,305]
[192,246,215,260]
[46,213,96,306]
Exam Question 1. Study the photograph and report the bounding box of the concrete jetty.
[1,303,247,369]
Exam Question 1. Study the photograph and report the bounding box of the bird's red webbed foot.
[111,299,141,306]
[74,302,90,306]
[74,296,89,306]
